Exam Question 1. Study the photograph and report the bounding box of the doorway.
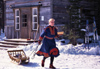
[20,8,31,38]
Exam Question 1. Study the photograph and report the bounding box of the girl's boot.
[41,60,45,67]
[49,64,56,69]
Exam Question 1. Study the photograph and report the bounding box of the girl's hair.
[48,18,55,23]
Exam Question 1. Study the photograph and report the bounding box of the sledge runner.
[36,18,60,69]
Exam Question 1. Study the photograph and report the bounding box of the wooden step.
[0,41,29,46]
[0,44,18,48]
[0,39,38,50]
[0,47,8,50]
[0,47,18,50]
[4,39,38,43]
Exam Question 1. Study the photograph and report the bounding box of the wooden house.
[5,0,69,39]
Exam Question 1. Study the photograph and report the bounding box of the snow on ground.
[0,33,100,69]
[0,42,100,69]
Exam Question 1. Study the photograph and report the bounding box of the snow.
[0,29,6,41]
[81,29,86,31]
[0,33,100,69]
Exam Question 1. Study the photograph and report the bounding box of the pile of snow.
[58,44,100,55]
[0,33,6,41]
[56,39,100,55]
[56,39,70,45]
[16,39,100,57]
[0,29,6,41]
[17,42,41,57]
[88,46,100,55]
[77,38,84,44]
[58,44,86,54]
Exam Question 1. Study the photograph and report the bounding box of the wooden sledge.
[7,49,29,64]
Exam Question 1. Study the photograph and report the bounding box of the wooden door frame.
[20,8,30,38]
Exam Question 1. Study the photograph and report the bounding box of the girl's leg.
[43,57,47,61]
[50,56,54,65]
[49,57,55,68]
[41,57,47,67]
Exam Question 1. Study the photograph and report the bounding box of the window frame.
[32,7,38,30]
[15,9,20,30]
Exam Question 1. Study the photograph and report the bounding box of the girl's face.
[49,20,55,26]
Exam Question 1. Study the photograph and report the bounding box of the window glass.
[17,17,19,23]
[33,17,37,22]
[22,14,27,27]
[16,10,19,16]
[33,23,37,29]
[22,15,27,19]
[33,9,37,15]
[15,9,20,30]
[32,8,38,30]
[16,24,19,29]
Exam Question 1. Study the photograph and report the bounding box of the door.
[20,8,30,38]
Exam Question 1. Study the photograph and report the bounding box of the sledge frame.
[7,49,29,64]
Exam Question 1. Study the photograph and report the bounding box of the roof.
[11,4,41,9]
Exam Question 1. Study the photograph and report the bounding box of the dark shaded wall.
[0,0,4,32]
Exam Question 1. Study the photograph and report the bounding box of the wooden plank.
[0,44,17,48]
[0,41,29,46]
[6,20,14,24]
[4,39,38,43]
[7,49,23,52]
[0,47,8,50]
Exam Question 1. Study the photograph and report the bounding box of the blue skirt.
[37,38,59,57]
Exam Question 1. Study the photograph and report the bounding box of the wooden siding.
[53,0,70,25]
[6,20,14,25]
[39,7,51,25]
[6,13,14,20]
[5,25,18,39]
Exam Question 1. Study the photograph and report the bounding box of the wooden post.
[28,26,31,39]
[17,31,19,39]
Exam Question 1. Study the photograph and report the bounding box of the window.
[32,8,38,30]
[22,14,27,27]
[15,9,20,30]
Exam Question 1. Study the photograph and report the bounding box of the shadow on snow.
[21,62,40,67]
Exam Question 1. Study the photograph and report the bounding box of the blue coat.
[36,25,59,57]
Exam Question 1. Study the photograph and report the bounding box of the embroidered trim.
[37,51,49,57]
[50,48,58,56]
[45,36,54,39]
[44,26,49,32]
[49,26,55,35]
[39,36,43,40]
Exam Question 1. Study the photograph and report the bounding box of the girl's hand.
[38,40,42,45]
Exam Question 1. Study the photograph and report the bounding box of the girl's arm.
[39,27,48,40]
[55,28,59,38]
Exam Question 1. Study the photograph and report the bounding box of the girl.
[36,18,60,69]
